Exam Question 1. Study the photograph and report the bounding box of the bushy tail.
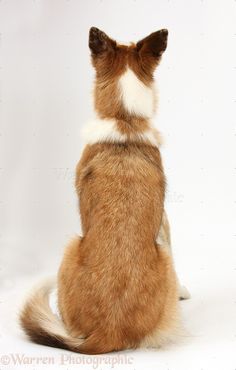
[19,278,113,354]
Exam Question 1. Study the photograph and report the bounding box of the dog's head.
[89,27,168,120]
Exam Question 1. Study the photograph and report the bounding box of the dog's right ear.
[89,27,116,56]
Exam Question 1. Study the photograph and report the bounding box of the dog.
[20,27,190,354]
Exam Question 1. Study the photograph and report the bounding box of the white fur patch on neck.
[81,118,161,147]
[81,118,126,145]
[119,68,155,118]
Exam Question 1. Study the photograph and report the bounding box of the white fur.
[81,118,161,147]
[179,285,191,300]
[22,277,69,338]
[138,129,159,147]
[119,68,155,118]
[81,118,126,145]
[21,277,85,348]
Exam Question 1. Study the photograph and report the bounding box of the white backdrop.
[0,1,236,369]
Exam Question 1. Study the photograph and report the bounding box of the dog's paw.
[179,285,191,300]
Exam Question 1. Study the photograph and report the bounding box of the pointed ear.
[136,29,168,57]
[89,27,116,55]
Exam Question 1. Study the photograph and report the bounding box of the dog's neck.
[83,68,161,147]
[81,117,162,147]
[118,68,156,120]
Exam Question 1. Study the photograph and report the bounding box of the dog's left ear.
[89,27,116,56]
[136,29,168,58]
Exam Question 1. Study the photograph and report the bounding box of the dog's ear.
[136,29,168,58]
[89,27,116,55]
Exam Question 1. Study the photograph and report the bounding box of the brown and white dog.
[20,27,190,354]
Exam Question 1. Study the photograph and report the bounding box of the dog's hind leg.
[157,211,190,300]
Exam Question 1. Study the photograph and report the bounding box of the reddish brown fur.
[57,142,178,354]
[91,28,166,125]
[20,27,180,354]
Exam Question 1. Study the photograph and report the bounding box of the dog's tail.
[19,278,116,354]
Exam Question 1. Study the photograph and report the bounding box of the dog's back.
[57,142,178,353]
[20,27,180,354]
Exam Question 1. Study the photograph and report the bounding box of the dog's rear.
[20,27,181,354]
